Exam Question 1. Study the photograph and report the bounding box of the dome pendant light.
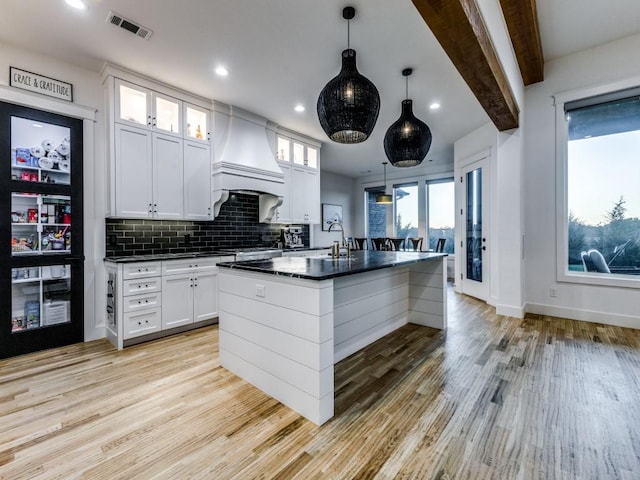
[383,68,432,167]
[376,162,393,204]
[317,6,380,144]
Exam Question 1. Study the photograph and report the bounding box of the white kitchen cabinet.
[193,270,218,322]
[183,141,212,220]
[184,103,210,143]
[161,257,230,330]
[105,69,213,220]
[161,273,193,329]
[272,132,321,224]
[114,123,153,218]
[153,133,184,219]
[114,125,184,219]
[115,79,182,137]
[291,166,320,223]
[106,255,233,350]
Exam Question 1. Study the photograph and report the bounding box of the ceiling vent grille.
[106,11,153,40]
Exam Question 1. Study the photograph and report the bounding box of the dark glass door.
[0,102,83,359]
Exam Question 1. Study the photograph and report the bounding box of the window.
[428,180,455,253]
[394,183,418,240]
[559,87,640,286]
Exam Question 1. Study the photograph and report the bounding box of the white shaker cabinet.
[114,123,153,218]
[153,133,184,219]
[114,125,184,219]
[271,132,321,225]
[161,273,193,329]
[160,257,230,330]
[184,141,212,220]
[105,68,213,220]
[291,166,320,224]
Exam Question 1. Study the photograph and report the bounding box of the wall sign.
[10,67,73,102]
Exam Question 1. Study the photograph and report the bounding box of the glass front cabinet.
[0,102,84,359]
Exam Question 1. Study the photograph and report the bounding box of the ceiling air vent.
[106,11,153,40]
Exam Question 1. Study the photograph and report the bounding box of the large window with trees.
[561,87,640,285]
[394,183,418,240]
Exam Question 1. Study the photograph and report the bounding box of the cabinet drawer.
[124,308,161,339]
[162,257,219,275]
[122,277,162,296]
[123,262,161,280]
[123,292,162,313]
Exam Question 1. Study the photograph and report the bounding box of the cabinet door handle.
[147,115,151,126]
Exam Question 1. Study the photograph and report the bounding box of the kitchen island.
[217,250,447,425]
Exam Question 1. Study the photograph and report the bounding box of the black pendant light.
[317,6,380,144]
[376,162,393,204]
[383,68,432,167]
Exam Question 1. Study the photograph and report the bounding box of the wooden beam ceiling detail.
[499,0,544,85]
[412,0,519,131]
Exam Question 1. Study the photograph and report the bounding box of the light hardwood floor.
[2,288,640,479]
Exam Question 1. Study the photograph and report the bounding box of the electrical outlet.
[256,284,265,298]
[549,287,558,298]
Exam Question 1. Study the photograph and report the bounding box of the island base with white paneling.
[218,252,447,425]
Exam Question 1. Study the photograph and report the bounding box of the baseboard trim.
[496,303,525,318]
[525,302,640,329]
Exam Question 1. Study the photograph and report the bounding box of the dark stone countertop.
[217,250,447,280]
[104,251,236,263]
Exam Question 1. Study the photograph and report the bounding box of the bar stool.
[407,237,423,251]
[435,238,446,253]
[371,237,387,250]
[386,238,405,251]
[352,237,368,250]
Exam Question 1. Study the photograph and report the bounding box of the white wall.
[0,42,107,341]
[452,0,526,318]
[524,33,640,328]
[312,170,355,247]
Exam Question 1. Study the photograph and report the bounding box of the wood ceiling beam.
[411,0,519,131]
[499,0,544,85]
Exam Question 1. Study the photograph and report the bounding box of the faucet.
[328,221,351,258]
[328,221,346,246]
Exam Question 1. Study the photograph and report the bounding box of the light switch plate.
[256,284,265,297]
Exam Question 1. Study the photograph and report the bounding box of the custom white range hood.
[212,103,284,221]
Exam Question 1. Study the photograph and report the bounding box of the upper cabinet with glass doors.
[115,79,210,142]
[116,79,181,136]
[276,134,319,169]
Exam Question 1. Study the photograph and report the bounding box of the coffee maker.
[281,226,304,249]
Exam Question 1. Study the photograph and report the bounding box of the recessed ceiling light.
[65,0,87,10]
[429,102,441,110]
[215,66,229,77]
[294,104,305,113]
[32,123,44,128]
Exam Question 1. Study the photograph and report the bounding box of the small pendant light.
[383,68,432,167]
[317,6,380,144]
[376,162,393,204]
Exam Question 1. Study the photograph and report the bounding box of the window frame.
[554,77,640,289]
[392,181,419,238]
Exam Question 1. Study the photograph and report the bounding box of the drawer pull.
[137,300,141,304]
